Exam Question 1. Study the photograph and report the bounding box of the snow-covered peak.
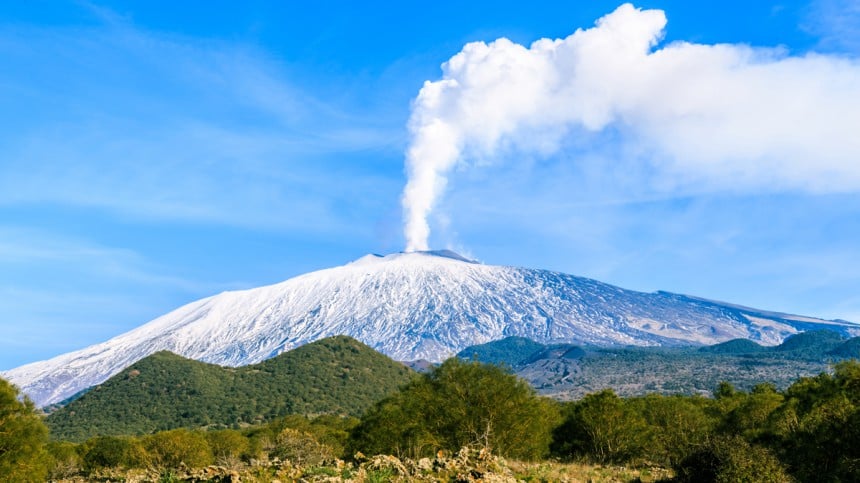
[4,251,859,408]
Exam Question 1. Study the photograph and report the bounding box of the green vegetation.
[461,330,860,398]
[47,336,414,441]
[0,378,49,481]
[830,336,860,358]
[550,360,860,481]
[772,329,846,356]
[348,358,560,460]
[347,356,860,482]
[41,413,361,480]
[3,333,860,481]
[698,338,767,354]
[457,335,545,367]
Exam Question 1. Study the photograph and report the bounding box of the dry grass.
[507,459,672,482]
[53,447,673,482]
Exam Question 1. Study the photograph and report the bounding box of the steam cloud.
[401,3,860,252]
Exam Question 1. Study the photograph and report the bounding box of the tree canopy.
[348,358,560,460]
[0,377,49,481]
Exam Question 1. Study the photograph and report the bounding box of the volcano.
[4,250,858,407]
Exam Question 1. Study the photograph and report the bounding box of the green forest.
[46,336,414,441]
[2,337,860,481]
[458,330,860,398]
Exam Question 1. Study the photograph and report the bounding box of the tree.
[0,377,49,481]
[722,383,784,440]
[632,394,716,467]
[777,374,858,481]
[551,389,650,464]
[349,358,560,460]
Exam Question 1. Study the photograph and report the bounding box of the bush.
[143,428,213,469]
[551,389,650,464]
[206,429,249,466]
[632,394,715,466]
[272,428,334,466]
[674,435,791,483]
[0,378,49,481]
[45,441,81,479]
[349,358,560,460]
[81,435,147,472]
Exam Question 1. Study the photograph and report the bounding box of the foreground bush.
[273,428,335,466]
[205,428,249,466]
[46,441,81,479]
[552,389,650,464]
[81,435,147,472]
[143,428,213,468]
[0,378,49,481]
[674,435,791,483]
[348,358,560,460]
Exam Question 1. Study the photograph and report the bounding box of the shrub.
[674,435,791,483]
[206,429,249,466]
[143,428,213,469]
[46,441,81,479]
[632,394,716,466]
[81,435,147,472]
[0,378,49,481]
[349,358,560,460]
[551,389,650,464]
[272,428,334,466]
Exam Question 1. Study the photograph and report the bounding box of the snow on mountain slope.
[4,250,859,407]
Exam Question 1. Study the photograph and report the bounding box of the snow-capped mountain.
[4,250,859,407]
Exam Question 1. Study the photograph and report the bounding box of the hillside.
[46,336,414,441]
[7,250,859,408]
[459,330,860,398]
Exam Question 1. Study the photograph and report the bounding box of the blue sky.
[1,0,859,369]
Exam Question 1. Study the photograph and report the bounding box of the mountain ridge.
[4,250,859,407]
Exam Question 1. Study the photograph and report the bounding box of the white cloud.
[401,3,860,251]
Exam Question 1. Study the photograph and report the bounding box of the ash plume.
[401,3,860,251]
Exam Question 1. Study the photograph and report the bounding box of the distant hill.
[773,330,846,356]
[698,338,766,354]
[830,337,860,358]
[458,336,545,367]
[458,331,860,399]
[46,336,414,441]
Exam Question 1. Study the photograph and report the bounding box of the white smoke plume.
[401,3,860,252]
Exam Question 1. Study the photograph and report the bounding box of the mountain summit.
[4,250,859,407]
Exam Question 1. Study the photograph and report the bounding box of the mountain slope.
[45,336,414,441]
[5,250,859,407]
[459,332,860,398]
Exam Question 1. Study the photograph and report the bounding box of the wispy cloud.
[803,0,860,52]
[0,227,238,293]
[0,11,404,232]
[0,226,253,369]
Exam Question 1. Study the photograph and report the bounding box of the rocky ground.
[53,446,673,482]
